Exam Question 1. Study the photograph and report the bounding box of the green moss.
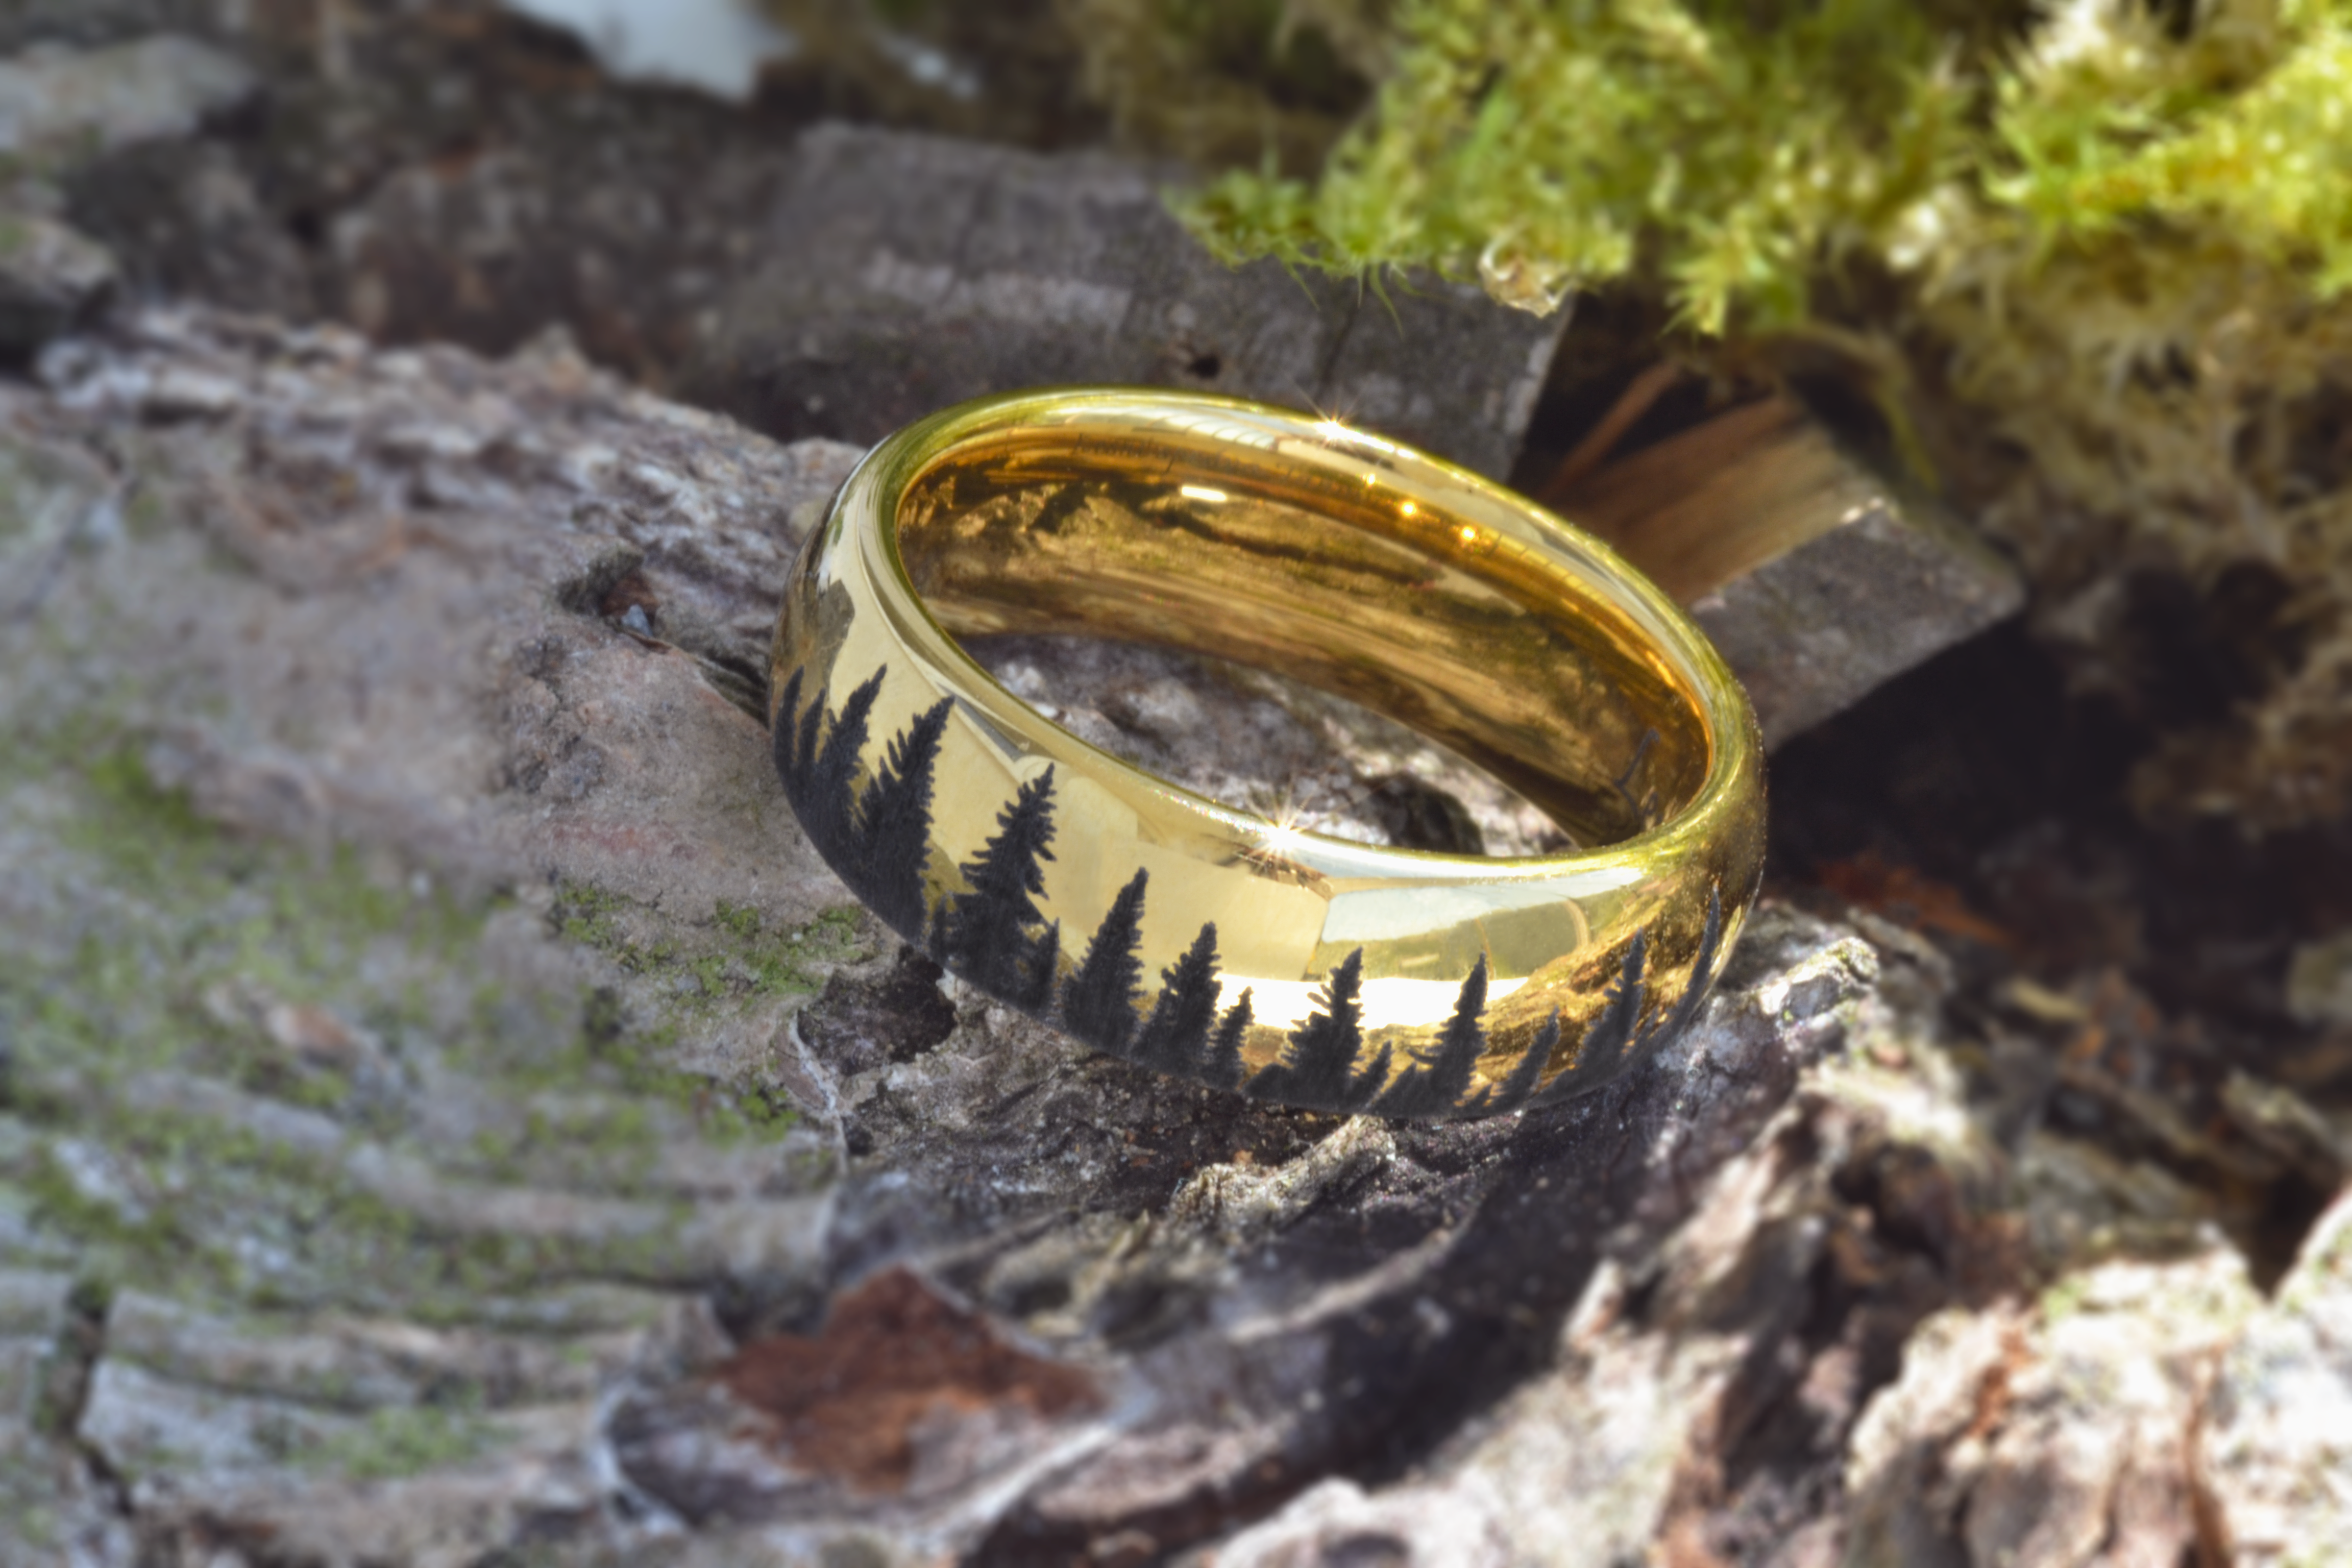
[551,884,858,1005]
[15,1143,201,1278]
[74,745,230,881]
[0,738,821,1312]
[311,1401,501,1483]
[553,882,630,951]
[2039,1270,2093,1325]
[1176,2,2351,325]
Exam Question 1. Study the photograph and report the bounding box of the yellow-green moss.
[549,883,856,1010]
[309,1401,502,1483]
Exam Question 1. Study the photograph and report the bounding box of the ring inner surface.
[894,425,1712,851]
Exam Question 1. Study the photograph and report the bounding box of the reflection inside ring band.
[892,425,1712,854]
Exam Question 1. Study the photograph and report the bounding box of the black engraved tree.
[1247,948,1366,1110]
[774,663,1728,1119]
[1062,868,1149,1050]
[1370,955,1490,1118]
[1536,929,1648,1105]
[850,695,953,938]
[1639,883,1724,1053]
[1462,1012,1560,1117]
[772,667,810,795]
[1204,988,1253,1090]
[795,669,884,865]
[1523,885,1724,1109]
[773,668,820,804]
[1019,919,1060,1013]
[1132,922,1221,1073]
[936,768,1060,998]
[1344,1041,1394,1111]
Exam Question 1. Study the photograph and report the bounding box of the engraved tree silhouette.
[1528,884,1722,1107]
[772,666,810,793]
[797,669,884,864]
[1370,955,1490,1118]
[1345,1040,1394,1111]
[776,664,1729,1118]
[1205,988,1253,1090]
[1461,1012,1560,1117]
[1639,883,1724,1053]
[1247,948,1366,1110]
[850,694,953,939]
[936,768,1060,998]
[1536,929,1647,1105]
[1019,919,1061,1013]
[773,667,821,804]
[1132,922,1221,1074]
[1062,868,1149,1050]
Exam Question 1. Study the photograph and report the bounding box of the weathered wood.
[685,122,1565,480]
[0,305,1883,1561]
[1550,394,2026,745]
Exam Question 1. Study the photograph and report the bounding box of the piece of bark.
[1550,395,2027,746]
[0,305,1893,1564]
[0,211,114,360]
[0,33,254,163]
[1,304,2331,1568]
[684,122,1564,479]
[2199,1189,2352,1565]
[1842,1253,2253,1568]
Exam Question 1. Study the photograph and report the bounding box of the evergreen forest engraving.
[776,662,1729,1118]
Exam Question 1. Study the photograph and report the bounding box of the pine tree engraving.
[1205,988,1253,1090]
[1528,884,1721,1108]
[1019,919,1061,1012]
[1536,930,1648,1105]
[1133,922,1221,1074]
[772,666,810,796]
[1462,1011,1560,1117]
[771,668,828,804]
[850,694,953,939]
[1247,948,1366,1110]
[798,668,884,864]
[1640,883,1724,1053]
[937,768,1060,997]
[1345,1041,1394,1111]
[770,662,1727,1119]
[1062,868,1149,1050]
[1370,956,1489,1118]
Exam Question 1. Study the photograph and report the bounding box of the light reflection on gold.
[770,388,1766,1114]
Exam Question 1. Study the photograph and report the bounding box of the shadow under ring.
[769,388,1766,1119]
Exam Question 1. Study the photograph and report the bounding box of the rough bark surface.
[1552,397,2029,747]
[679,122,1562,481]
[0,304,2342,1567]
[0,7,2346,1567]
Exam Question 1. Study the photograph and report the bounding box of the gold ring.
[770,389,1765,1119]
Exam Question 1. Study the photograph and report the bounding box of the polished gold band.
[769,389,1765,1118]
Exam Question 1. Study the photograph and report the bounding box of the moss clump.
[1158,0,2352,828]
